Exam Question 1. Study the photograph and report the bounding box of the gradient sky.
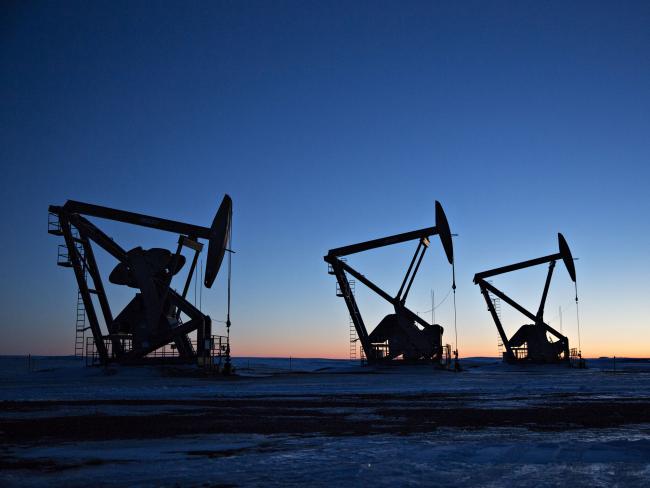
[2,1,649,358]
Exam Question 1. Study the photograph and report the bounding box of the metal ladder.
[488,280,503,356]
[336,278,358,361]
[349,317,357,361]
[74,288,86,357]
[330,258,361,362]
[50,215,88,358]
[347,281,357,361]
[71,233,88,358]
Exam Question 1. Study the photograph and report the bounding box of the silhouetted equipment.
[205,195,232,288]
[473,233,578,364]
[48,196,233,368]
[325,201,455,364]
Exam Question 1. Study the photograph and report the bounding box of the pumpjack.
[473,233,579,364]
[48,196,232,367]
[325,201,455,364]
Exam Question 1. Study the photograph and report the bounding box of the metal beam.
[400,304,436,330]
[69,215,128,262]
[480,280,537,323]
[536,261,556,322]
[57,201,211,238]
[327,226,437,257]
[76,236,125,357]
[78,238,114,333]
[480,279,567,342]
[168,288,209,356]
[401,244,427,304]
[331,257,435,332]
[396,241,422,301]
[473,252,562,283]
[335,259,395,304]
[541,322,568,342]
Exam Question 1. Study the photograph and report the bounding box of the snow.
[3,356,650,402]
[3,429,650,487]
[2,356,650,486]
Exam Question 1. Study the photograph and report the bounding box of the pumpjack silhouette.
[325,201,455,364]
[474,233,579,364]
[48,196,232,367]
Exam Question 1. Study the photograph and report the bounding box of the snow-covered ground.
[2,356,650,486]
[3,356,650,402]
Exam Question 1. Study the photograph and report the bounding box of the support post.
[396,241,423,301]
[536,261,556,323]
[401,243,428,304]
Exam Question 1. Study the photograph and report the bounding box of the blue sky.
[1,1,649,357]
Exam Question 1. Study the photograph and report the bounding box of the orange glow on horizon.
[232,345,650,360]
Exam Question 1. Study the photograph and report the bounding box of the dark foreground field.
[2,357,650,486]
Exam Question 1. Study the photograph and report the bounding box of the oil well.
[325,201,457,366]
[48,195,233,370]
[473,233,583,365]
